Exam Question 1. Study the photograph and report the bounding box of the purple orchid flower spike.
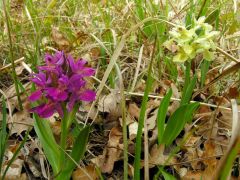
[68,55,95,77]
[29,51,96,118]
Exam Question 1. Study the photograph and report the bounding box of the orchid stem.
[59,111,69,170]
[59,105,79,176]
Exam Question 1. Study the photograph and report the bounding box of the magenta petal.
[79,90,96,102]
[67,95,77,111]
[82,68,95,76]
[29,90,42,102]
[31,103,55,118]
[30,104,45,113]
[68,55,76,72]
[37,103,55,118]
[57,91,68,101]
[76,59,87,68]
[55,51,64,65]
[55,103,64,117]
[45,54,54,64]
[46,88,68,101]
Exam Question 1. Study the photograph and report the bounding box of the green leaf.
[157,89,172,145]
[2,130,30,179]
[200,60,210,87]
[161,169,176,180]
[57,126,90,179]
[205,9,220,24]
[181,74,197,106]
[0,98,8,174]
[134,0,153,37]
[164,57,178,82]
[33,115,60,174]
[185,0,195,27]
[162,102,199,146]
[198,0,211,17]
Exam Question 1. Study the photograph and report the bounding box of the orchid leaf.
[57,125,90,179]
[157,89,172,145]
[33,114,60,174]
[162,102,199,146]
[181,74,197,106]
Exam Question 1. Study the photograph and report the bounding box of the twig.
[0,57,25,72]
[130,45,144,92]
[216,47,239,63]
[114,63,128,180]
[124,91,237,112]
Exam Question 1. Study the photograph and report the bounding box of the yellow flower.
[165,15,219,63]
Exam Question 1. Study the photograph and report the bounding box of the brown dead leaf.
[149,127,158,146]
[50,120,61,136]
[1,150,24,180]
[15,65,25,76]
[119,113,134,127]
[8,110,33,135]
[184,147,201,170]
[90,47,101,61]
[227,86,239,99]
[182,171,203,180]
[129,121,139,140]
[201,141,219,179]
[91,127,122,174]
[149,144,177,168]
[128,103,140,120]
[25,156,41,178]
[72,165,98,180]
[52,27,70,51]
[98,91,122,129]
[98,91,121,116]
[146,108,158,130]
[5,82,31,111]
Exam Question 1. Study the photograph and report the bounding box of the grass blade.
[133,46,155,180]
[0,98,8,175]
[2,130,30,179]
[157,89,172,145]
[205,8,220,24]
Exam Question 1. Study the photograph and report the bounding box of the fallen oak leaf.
[149,144,177,168]
[91,127,122,174]
[8,110,33,135]
[72,164,98,180]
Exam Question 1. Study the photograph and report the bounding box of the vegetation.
[0,0,240,179]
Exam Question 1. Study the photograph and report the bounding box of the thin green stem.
[181,61,191,106]
[133,37,156,179]
[2,0,23,110]
[59,112,68,167]
[58,105,79,175]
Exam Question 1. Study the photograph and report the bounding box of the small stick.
[216,47,239,63]
[0,57,25,72]
[125,91,237,112]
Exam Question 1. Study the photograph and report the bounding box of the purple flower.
[68,56,95,77]
[29,51,96,118]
